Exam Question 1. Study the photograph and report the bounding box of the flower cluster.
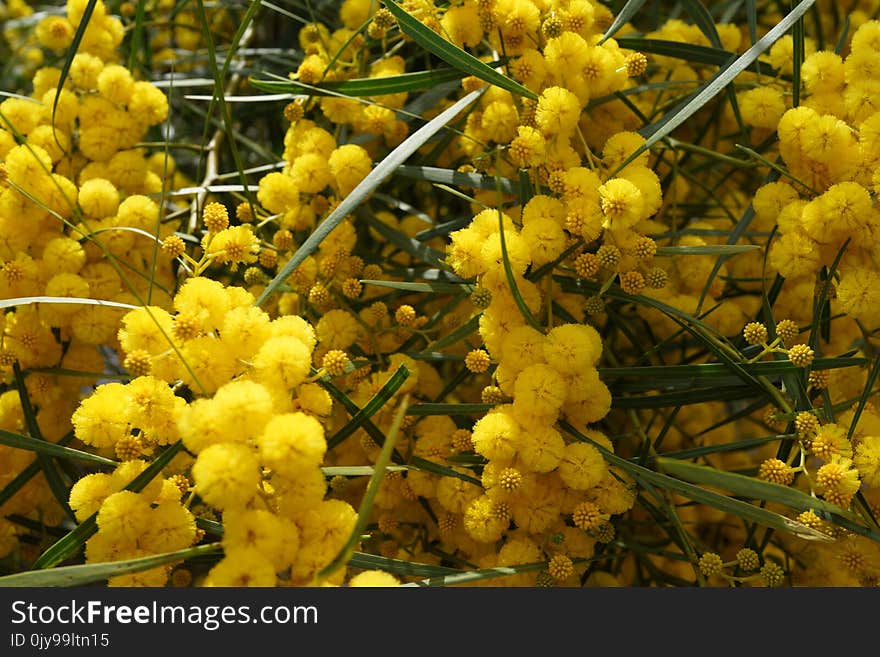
[2,0,880,589]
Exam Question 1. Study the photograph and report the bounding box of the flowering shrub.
[1,0,879,587]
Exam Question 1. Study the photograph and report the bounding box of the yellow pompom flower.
[471,408,522,461]
[95,490,153,544]
[205,225,260,266]
[853,436,880,488]
[598,178,644,229]
[558,442,607,490]
[253,336,312,391]
[462,495,509,543]
[126,375,185,445]
[316,309,362,349]
[204,548,278,587]
[543,323,602,374]
[97,64,134,105]
[535,86,582,140]
[71,382,131,448]
[173,277,231,333]
[513,364,568,417]
[223,509,298,571]
[348,570,401,587]
[192,442,261,510]
[328,144,372,197]
[802,51,845,94]
[517,425,566,473]
[128,81,169,126]
[836,266,880,327]
[258,412,326,478]
[35,15,75,51]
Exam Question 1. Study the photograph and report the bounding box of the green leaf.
[52,0,99,132]
[0,461,41,509]
[13,364,74,523]
[362,213,447,269]
[614,37,776,74]
[326,366,410,450]
[420,314,480,354]
[611,385,761,409]
[599,0,647,43]
[322,465,409,477]
[497,207,542,330]
[406,403,493,416]
[0,296,137,312]
[250,67,469,97]
[561,422,833,542]
[599,357,864,381]
[401,559,590,587]
[320,394,409,579]
[615,0,817,174]
[382,0,537,100]
[32,441,185,570]
[194,0,262,214]
[792,0,806,106]
[396,165,520,194]
[360,280,470,294]
[0,544,221,587]
[255,89,483,307]
[655,435,785,461]
[655,458,861,523]
[847,354,880,442]
[0,428,118,468]
[654,245,761,256]
[407,456,482,486]
[347,552,460,578]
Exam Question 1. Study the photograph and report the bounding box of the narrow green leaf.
[322,465,408,477]
[401,559,591,587]
[655,458,861,523]
[617,0,817,174]
[847,355,880,442]
[792,0,806,106]
[614,37,776,74]
[420,314,480,354]
[396,165,520,194]
[0,543,221,587]
[600,357,864,381]
[194,0,262,213]
[52,0,99,132]
[611,385,760,409]
[326,366,410,450]
[599,0,647,43]
[654,435,785,461]
[196,517,224,537]
[679,0,746,135]
[0,432,73,510]
[497,207,542,330]
[362,213,446,269]
[406,403,493,416]
[360,280,470,294]
[655,244,761,256]
[250,67,469,97]
[348,552,459,578]
[32,441,185,570]
[0,428,118,468]
[382,0,537,100]
[13,364,74,523]
[407,456,482,486]
[561,422,833,542]
[255,89,482,307]
[0,296,137,311]
[319,375,403,460]
[320,394,409,579]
